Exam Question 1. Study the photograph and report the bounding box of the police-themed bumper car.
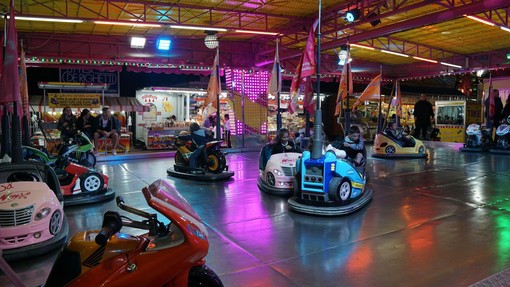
[460,123,493,152]
[166,134,234,181]
[490,117,510,154]
[372,132,427,158]
[288,150,373,216]
[55,157,114,206]
[0,163,69,261]
[257,144,301,196]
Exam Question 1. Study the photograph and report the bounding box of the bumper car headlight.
[35,207,51,221]
[273,169,282,176]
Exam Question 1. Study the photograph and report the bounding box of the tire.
[418,145,426,154]
[175,151,186,166]
[327,177,351,202]
[188,265,224,287]
[385,145,396,155]
[266,172,275,187]
[49,210,62,235]
[206,150,226,174]
[79,172,105,193]
[78,152,96,168]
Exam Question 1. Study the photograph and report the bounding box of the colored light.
[234,29,279,36]
[170,25,227,32]
[12,16,83,23]
[412,56,438,64]
[157,39,171,50]
[464,15,495,26]
[350,43,375,50]
[381,50,409,57]
[95,21,161,27]
[440,62,463,69]
[131,37,146,49]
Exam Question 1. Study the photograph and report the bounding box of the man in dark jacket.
[93,107,120,155]
[413,94,434,140]
[179,122,209,169]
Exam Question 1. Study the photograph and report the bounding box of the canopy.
[29,95,149,113]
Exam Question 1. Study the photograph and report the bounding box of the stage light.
[130,37,146,49]
[157,39,171,50]
[345,9,361,23]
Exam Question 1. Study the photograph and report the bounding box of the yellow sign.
[48,93,101,108]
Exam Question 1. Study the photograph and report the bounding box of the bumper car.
[0,163,69,261]
[55,157,114,207]
[257,144,301,196]
[167,135,234,181]
[288,150,373,216]
[460,123,492,152]
[372,132,427,158]
[490,117,510,154]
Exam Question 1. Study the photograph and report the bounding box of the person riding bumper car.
[490,116,510,154]
[460,123,493,152]
[372,122,428,158]
[257,143,301,196]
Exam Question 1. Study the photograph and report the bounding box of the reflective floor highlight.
[2,141,510,287]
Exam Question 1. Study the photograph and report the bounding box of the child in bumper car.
[342,126,365,167]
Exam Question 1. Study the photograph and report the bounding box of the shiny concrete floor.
[2,141,510,287]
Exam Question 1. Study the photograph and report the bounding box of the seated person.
[272,128,300,155]
[385,121,413,147]
[341,126,365,166]
[178,122,209,169]
[309,137,346,159]
[76,108,95,140]
[57,106,77,139]
[93,107,120,156]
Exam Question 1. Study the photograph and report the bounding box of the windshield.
[145,179,202,223]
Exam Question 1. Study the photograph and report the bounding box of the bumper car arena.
[3,1,510,286]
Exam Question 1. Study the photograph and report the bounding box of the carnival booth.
[435,100,481,143]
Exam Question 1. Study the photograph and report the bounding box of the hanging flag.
[302,78,315,115]
[391,80,402,117]
[0,0,21,115]
[334,63,353,116]
[267,48,280,96]
[352,74,381,111]
[203,49,221,116]
[289,21,318,114]
[19,45,29,117]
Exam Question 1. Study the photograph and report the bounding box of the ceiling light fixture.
[234,29,279,36]
[412,56,438,63]
[381,49,409,57]
[95,21,161,27]
[130,37,146,49]
[350,43,375,50]
[501,26,510,33]
[157,39,171,50]
[440,62,463,69]
[464,15,495,26]
[170,25,227,32]
[12,16,83,23]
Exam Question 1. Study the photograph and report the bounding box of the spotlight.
[157,39,171,50]
[345,8,361,23]
[130,37,146,49]
[367,12,381,27]
[204,31,219,49]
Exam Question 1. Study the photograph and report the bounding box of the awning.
[104,97,149,112]
[29,95,149,113]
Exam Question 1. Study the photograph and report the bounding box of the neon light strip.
[350,43,375,50]
[170,25,227,32]
[464,15,495,26]
[234,29,279,35]
[13,16,83,23]
[440,62,463,68]
[95,21,161,27]
[413,56,438,63]
[501,26,510,33]
[381,49,409,57]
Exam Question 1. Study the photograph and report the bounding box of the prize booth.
[435,100,481,142]
[31,82,147,153]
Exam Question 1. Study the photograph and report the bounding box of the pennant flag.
[204,49,221,117]
[267,49,280,96]
[289,21,318,114]
[352,74,381,111]
[19,45,29,116]
[334,63,353,116]
[0,0,22,115]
